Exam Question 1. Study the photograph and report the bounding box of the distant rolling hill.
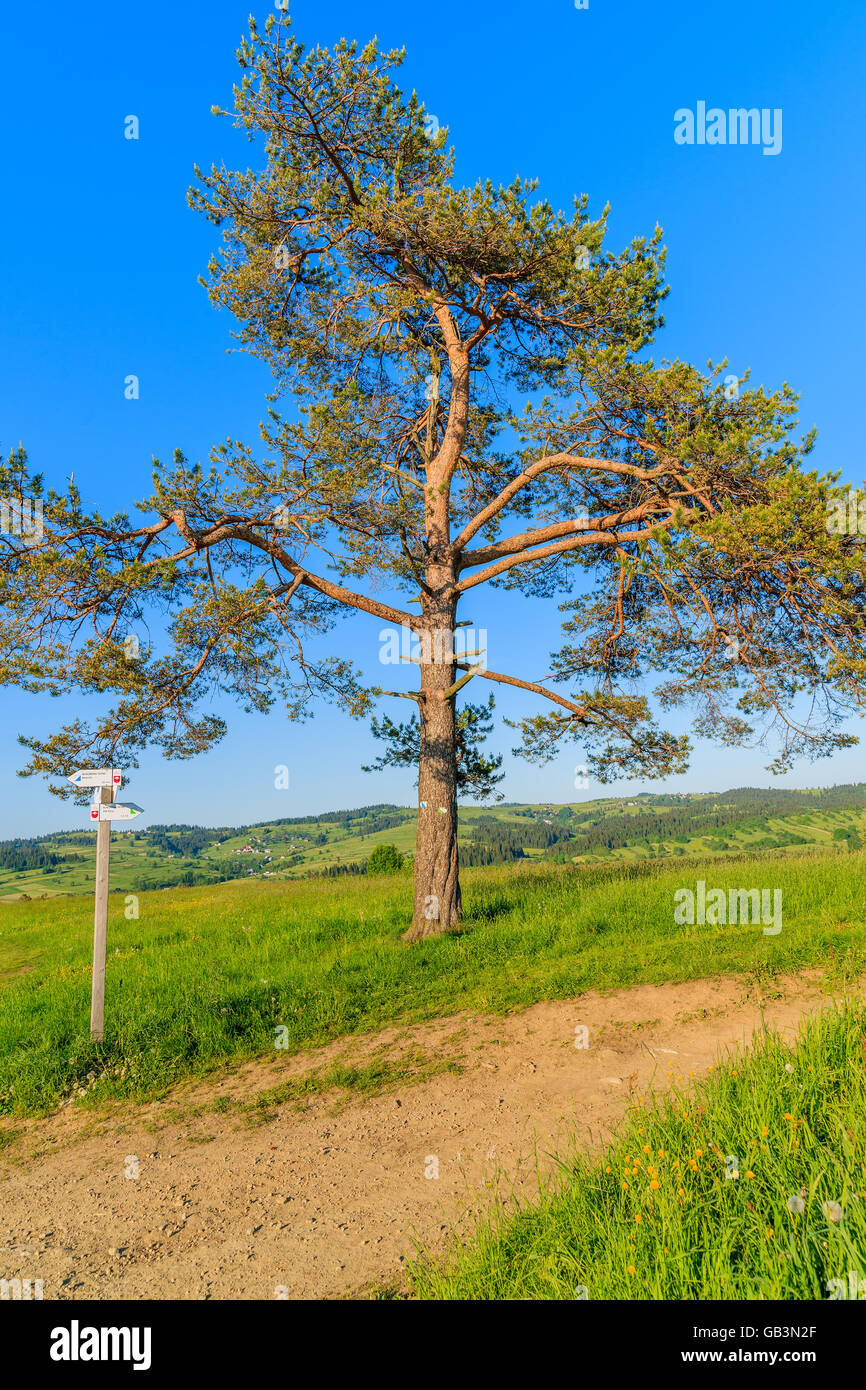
[1,785,864,901]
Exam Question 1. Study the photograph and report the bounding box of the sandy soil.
[0,967,855,1300]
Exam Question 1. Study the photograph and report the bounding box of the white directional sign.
[89,801,143,823]
[69,768,123,790]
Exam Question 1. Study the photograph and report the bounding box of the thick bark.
[403,345,469,942]
[404,594,462,941]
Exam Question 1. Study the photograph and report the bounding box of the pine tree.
[2,12,866,939]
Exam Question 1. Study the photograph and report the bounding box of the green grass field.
[408,1002,866,1300]
[1,849,865,1119]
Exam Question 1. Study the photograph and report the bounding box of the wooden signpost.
[67,767,144,1041]
[90,782,113,1042]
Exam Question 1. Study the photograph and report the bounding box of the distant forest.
[3,788,863,885]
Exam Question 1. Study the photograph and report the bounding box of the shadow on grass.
[462,893,513,925]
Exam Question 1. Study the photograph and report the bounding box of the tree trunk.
[404,597,462,941]
[404,347,469,942]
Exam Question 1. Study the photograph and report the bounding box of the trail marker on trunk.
[68,768,142,1041]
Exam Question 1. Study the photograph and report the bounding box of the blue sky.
[2,0,865,837]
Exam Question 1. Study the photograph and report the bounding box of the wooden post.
[89,784,112,1042]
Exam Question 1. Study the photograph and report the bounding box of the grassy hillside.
[1,850,865,1119]
[1,784,864,901]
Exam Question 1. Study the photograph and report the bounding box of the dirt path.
[0,968,856,1300]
